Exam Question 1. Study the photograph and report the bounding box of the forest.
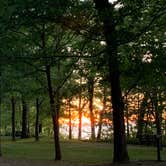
[0,0,166,165]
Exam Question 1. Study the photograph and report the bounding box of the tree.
[93,0,129,162]
[0,0,165,162]
[45,65,61,160]
[136,92,148,140]
[97,85,107,140]
[11,96,16,141]
[1,0,77,160]
[67,99,72,140]
[87,76,95,140]
[93,0,166,162]
[21,96,29,138]
[0,73,2,156]
[35,98,42,141]
[78,78,83,140]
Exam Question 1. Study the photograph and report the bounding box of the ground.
[0,158,166,166]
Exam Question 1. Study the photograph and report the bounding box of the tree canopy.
[0,0,165,164]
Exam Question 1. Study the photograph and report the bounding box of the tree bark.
[42,22,61,160]
[0,96,2,156]
[110,56,129,162]
[39,123,42,133]
[97,112,103,141]
[78,78,82,140]
[68,100,72,140]
[88,77,95,141]
[97,86,106,140]
[152,90,162,146]
[136,93,148,140]
[124,95,129,138]
[21,97,28,138]
[11,96,16,141]
[93,0,129,162]
[35,98,40,141]
[46,65,61,160]
[153,93,162,137]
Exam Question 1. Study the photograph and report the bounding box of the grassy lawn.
[1,137,166,165]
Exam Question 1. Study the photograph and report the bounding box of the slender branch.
[118,7,166,46]
[122,68,143,99]
[8,29,29,38]
[54,59,79,95]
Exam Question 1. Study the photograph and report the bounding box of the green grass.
[1,137,166,164]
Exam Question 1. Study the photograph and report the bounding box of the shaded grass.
[1,137,166,164]
[129,145,166,161]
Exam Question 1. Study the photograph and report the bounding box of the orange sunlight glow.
[59,115,91,127]
[59,93,166,139]
[73,116,90,125]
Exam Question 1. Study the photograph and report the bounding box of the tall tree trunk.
[151,89,162,161]
[124,95,129,138]
[154,94,162,138]
[35,98,40,141]
[136,93,148,139]
[152,90,162,145]
[88,77,95,141]
[78,78,82,140]
[39,123,42,134]
[54,90,61,160]
[68,100,72,140]
[42,22,61,160]
[94,0,129,162]
[21,97,28,138]
[11,96,16,141]
[97,86,106,140]
[97,112,103,141]
[110,55,128,162]
[78,94,82,140]
[158,93,164,138]
[46,65,61,160]
[0,96,2,156]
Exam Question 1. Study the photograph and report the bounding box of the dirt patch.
[0,158,166,166]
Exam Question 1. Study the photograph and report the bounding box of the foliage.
[0,0,165,162]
